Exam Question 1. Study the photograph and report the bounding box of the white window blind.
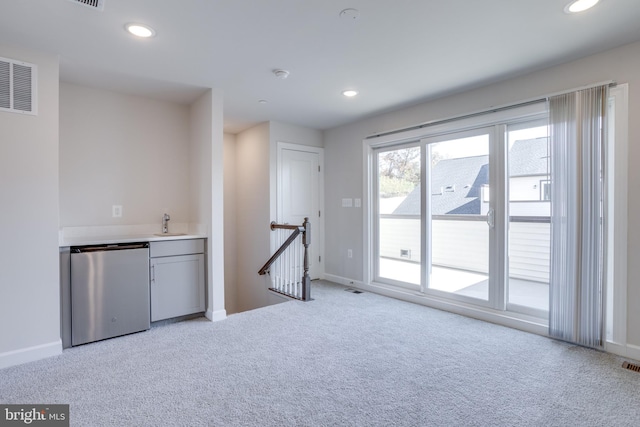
[548,85,608,348]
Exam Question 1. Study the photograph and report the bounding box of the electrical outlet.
[347,249,353,258]
[112,205,122,218]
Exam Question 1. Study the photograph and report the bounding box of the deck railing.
[379,215,550,283]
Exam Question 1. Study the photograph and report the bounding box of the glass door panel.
[426,132,491,302]
[375,145,421,287]
[506,121,550,314]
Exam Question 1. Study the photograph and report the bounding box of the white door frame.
[276,141,325,280]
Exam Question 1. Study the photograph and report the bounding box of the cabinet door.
[150,254,205,322]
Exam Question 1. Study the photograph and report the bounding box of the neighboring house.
[392,137,550,217]
[380,138,551,281]
[508,137,551,217]
[393,155,489,216]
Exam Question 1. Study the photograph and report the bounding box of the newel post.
[302,217,311,301]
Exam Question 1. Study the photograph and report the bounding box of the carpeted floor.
[1,280,639,426]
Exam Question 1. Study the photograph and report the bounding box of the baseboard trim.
[323,274,362,288]
[0,340,62,370]
[206,309,227,322]
[324,273,548,336]
[624,344,640,362]
[605,342,640,363]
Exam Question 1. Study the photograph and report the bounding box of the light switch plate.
[354,198,361,208]
[342,198,353,208]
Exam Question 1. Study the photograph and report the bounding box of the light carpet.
[1,281,640,426]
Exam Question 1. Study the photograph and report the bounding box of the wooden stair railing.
[258,218,311,301]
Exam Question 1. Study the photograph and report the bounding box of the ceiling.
[1,0,640,134]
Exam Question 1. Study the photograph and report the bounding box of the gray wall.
[0,44,60,367]
[235,122,272,312]
[59,83,191,228]
[323,40,640,347]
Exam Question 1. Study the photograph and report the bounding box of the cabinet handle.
[151,265,155,283]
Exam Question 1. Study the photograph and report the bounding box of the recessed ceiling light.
[273,69,290,79]
[125,23,156,38]
[339,8,360,21]
[564,0,599,13]
[258,99,268,104]
[342,90,358,97]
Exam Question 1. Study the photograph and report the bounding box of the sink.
[154,233,187,237]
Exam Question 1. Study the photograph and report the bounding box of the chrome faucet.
[162,213,170,234]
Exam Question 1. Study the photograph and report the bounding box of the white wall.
[324,40,640,347]
[59,83,190,228]
[270,121,324,148]
[209,91,226,321]
[223,133,238,314]
[189,89,225,322]
[0,45,60,368]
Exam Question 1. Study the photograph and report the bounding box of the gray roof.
[509,137,548,177]
[393,155,488,216]
[392,138,548,216]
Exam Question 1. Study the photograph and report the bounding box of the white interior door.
[278,145,322,279]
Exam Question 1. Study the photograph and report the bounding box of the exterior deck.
[379,258,549,312]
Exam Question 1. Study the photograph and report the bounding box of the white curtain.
[548,85,608,348]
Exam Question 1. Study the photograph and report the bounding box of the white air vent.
[67,0,105,11]
[0,57,37,116]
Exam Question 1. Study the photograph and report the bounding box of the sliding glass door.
[374,127,498,306]
[372,117,550,317]
[424,129,494,303]
[506,121,550,316]
[375,144,422,288]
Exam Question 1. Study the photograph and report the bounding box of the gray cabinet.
[150,239,205,322]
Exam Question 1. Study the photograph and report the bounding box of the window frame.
[363,102,550,332]
[604,84,629,355]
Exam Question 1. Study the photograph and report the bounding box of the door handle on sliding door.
[486,208,495,228]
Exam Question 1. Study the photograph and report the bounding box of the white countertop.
[60,233,205,247]
[59,224,206,247]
